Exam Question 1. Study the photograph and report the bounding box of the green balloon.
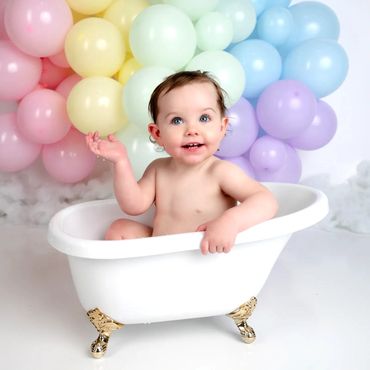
[130,5,196,70]
[163,0,218,21]
[116,124,168,180]
[195,12,233,51]
[123,66,174,129]
[186,50,245,107]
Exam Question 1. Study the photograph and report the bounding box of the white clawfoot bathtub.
[48,183,328,358]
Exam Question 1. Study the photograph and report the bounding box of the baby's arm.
[86,132,156,215]
[198,161,278,255]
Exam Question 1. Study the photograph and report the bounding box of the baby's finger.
[200,239,209,255]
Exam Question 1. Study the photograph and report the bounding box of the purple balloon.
[249,135,287,172]
[287,100,337,150]
[253,144,302,183]
[226,156,256,178]
[256,79,317,139]
[218,97,258,158]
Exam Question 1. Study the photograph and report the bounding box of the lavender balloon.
[287,100,337,150]
[218,97,258,158]
[227,156,256,178]
[254,144,302,183]
[249,135,287,172]
[256,79,317,139]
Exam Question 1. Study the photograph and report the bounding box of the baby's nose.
[185,123,199,136]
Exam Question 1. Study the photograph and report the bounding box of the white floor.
[1,224,370,370]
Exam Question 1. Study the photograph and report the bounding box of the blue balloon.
[281,2,340,53]
[264,0,291,8]
[229,39,282,98]
[257,6,293,46]
[283,39,349,98]
[250,0,267,16]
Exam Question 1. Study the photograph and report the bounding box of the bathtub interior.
[59,183,318,240]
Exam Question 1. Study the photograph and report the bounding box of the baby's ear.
[221,116,229,132]
[148,123,162,144]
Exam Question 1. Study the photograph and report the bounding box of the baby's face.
[149,82,228,165]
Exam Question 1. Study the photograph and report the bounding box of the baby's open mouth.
[182,143,204,149]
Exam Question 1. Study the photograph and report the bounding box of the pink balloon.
[39,58,74,89]
[16,89,71,144]
[0,0,10,39]
[49,50,70,68]
[4,0,73,57]
[42,128,96,183]
[0,112,41,172]
[0,40,42,101]
[55,74,82,99]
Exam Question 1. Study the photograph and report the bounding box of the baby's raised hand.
[197,216,239,255]
[86,132,127,164]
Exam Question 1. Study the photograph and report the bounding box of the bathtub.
[48,182,328,358]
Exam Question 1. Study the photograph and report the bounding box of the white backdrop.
[1,0,369,184]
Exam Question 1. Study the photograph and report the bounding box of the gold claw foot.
[227,297,257,344]
[87,308,124,359]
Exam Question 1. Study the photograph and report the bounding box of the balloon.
[0,40,42,101]
[130,5,196,70]
[103,0,148,48]
[55,74,82,99]
[39,58,73,90]
[250,0,267,16]
[65,17,125,78]
[16,89,71,144]
[5,0,73,57]
[117,57,142,86]
[282,2,340,52]
[229,39,282,99]
[0,113,41,172]
[253,144,301,183]
[287,100,337,150]
[67,77,127,136]
[0,0,10,39]
[42,128,96,183]
[123,66,175,129]
[257,6,293,46]
[249,135,287,172]
[163,0,218,21]
[264,0,291,7]
[195,12,233,51]
[256,79,317,139]
[66,0,113,15]
[217,98,258,157]
[49,50,70,69]
[116,124,168,180]
[217,0,256,43]
[225,156,256,178]
[186,50,245,107]
[283,39,349,98]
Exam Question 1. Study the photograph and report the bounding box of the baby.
[86,71,278,254]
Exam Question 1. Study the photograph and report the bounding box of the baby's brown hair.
[148,70,227,123]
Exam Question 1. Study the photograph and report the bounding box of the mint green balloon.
[195,12,233,51]
[163,0,218,21]
[123,66,175,129]
[186,50,245,107]
[217,0,257,43]
[116,124,168,180]
[130,5,196,70]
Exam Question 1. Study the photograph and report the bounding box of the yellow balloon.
[67,0,114,15]
[67,77,127,136]
[118,57,142,85]
[65,17,126,78]
[104,0,148,46]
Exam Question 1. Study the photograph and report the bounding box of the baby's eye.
[199,114,210,123]
[171,117,183,125]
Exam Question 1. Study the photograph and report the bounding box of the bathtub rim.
[47,182,329,260]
